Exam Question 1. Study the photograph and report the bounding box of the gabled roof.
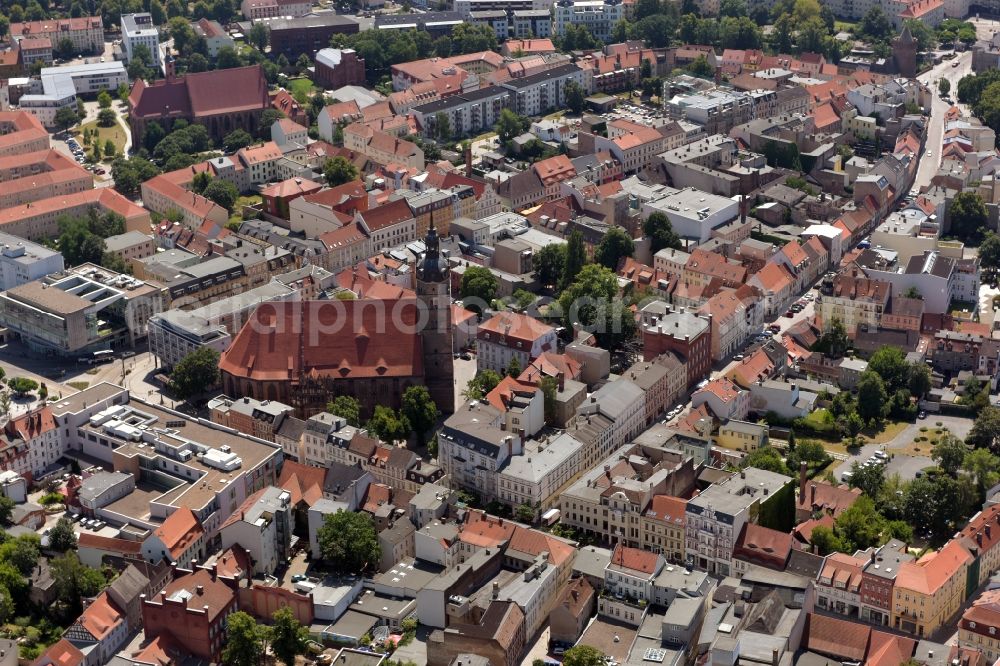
[75,592,124,641]
[478,311,554,347]
[895,539,971,596]
[152,507,204,560]
[33,639,85,666]
[358,198,413,231]
[609,543,659,575]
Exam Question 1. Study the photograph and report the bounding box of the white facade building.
[552,0,623,41]
[121,13,161,65]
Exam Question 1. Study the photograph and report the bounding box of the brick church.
[127,56,270,147]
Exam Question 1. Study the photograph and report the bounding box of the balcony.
[600,589,647,610]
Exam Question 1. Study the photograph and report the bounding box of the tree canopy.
[169,347,220,400]
[316,510,381,573]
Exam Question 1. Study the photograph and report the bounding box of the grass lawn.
[834,20,857,31]
[802,436,848,455]
[897,426,951,456]
[864,420,910,445]
[67,381,89,390]
[76,119,127,160]
[287,77,315,98]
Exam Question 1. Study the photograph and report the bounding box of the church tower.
[416,219,454,414]
[893,25,917,80]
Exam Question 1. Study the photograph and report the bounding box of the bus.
[77,350,114,365]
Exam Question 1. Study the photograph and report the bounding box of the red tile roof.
[277,460,326,507]
[478,311,554,347]
[460,510,516,548]
[359,198,413,231]
[517,351,583,385]
[644,495,686,525]
[686,248,747,286]
[610,544,660,575]
[219,299,424,382]
[131,65,268,120]
[798,481,862,516]
[153,507,204,560]
[485,376,538,412]
[803,613,870,661]
[896,539,971,596]
[77,532,143,556]
[157,568,234,622]
[75,592,124,641]
[33,639,85,666]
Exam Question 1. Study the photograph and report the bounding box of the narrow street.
[914,50,972,192]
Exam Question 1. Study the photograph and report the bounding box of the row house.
[641,495,687,563]
[956,505,1000,588]
[859,541,915,627]
[815,553,865,618]
[476,311,558,375]
[816,268,892,337]
[697,285,764,362]
[892,539,972,638]
[598,545,664,627]
[684,467,792,576]
[691,377,749,422]
[748,261,796,318]
[960,589,1000,664]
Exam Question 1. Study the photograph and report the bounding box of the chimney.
[492,581,500,599]
[798,461,807,498]
[196,585,204,595]
[464,143,473,177]
[772,648,779,666]
[810,484,816,506]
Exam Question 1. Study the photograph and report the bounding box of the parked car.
[734,354,744,361]
[94,168,106,175]
[784,311,794,317]
[917,410,927,419]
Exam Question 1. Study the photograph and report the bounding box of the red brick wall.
[238,585,314,625]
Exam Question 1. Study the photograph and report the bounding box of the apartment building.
[816,268,892,337]
[476,311,558,374]
[552,0,623,41]
[0,232,64,290]
[343,123,425,170]
[121,13,160,65]
[960,589,1000,664]
[147,310,232,370]
[641,303,712,389]
[412,86,512,138]
[501,64,588,118]
[685,467,793,576]
[892,539,972,637]
[10,17,104,54]
[559,439,699,547]
[218,486,292,575]
[641,494,687,562]
[698,285,764,362]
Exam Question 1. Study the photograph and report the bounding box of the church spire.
[418,218,446,282]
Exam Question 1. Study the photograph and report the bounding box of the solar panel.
[643,648,666,663]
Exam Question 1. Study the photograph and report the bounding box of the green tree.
[316,510,381,573]
[969,406,1000,450]
[939,78,951,97]
[460,265,498,314]
[539,375,558,425]
[112,156,161,196]
[169,347,221,400]
[771,13,794,53]
[97,90,113,109]
[54,106,79,132]
[644,212,682,253]
[741,445,789,475]
[834,496,885,551]
[462,370,503,401]
[564,81,586,114]
[964,447,1000,496]
[95,109,118,127]
[366,405,411,443]
[223,129,253,153]
[327,395,361,427]
[847,460,885,498]
[90,141,103,162]
[563,645,607,666]
[0,496,14,526]
[216,45,244,69]
[223,612,264,666]
[685,55,714,78]
[323,156,359,186]
[809,524,843,555]
[980,232,1000,275]
[0,535,39,575]
[932,432,968,476]
[51,552,105,612]
[150,0,167,24]
[6,378,37,397]
[868,346,909,393]
[104,139,116,159]
[507,356,522,377]
[860,5,892,40]
[593,227,635,271]
[532,243,565,289]
[249,22,269,50]
[564,265,636,350]
[433,112,451,142]
[402,385,437,443]
[495,108,529,145]
[907,362,932,398]
[202,179,239,212]
[949,191,989,244]
[191,171,213,194]
[856,371,888,424]
[270,607,308,666]
[561,230,587,290]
